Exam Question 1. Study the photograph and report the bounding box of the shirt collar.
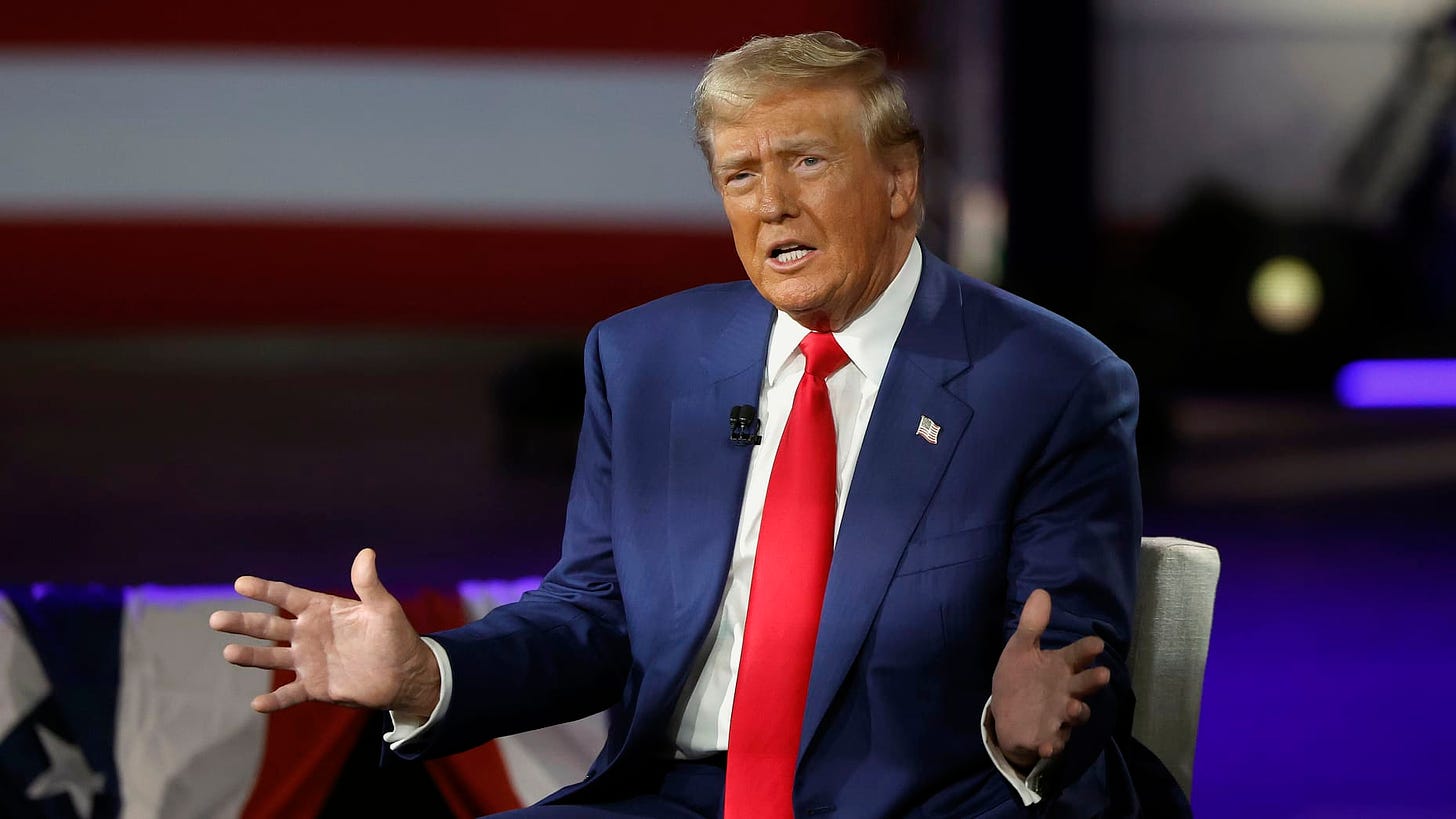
[763,239,923,388]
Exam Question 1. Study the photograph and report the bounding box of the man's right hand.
[209,548,441,718]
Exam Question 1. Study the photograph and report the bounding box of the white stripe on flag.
[0,593,51,740]
[113,586,272,819]
[0,50,723,226]
[458,579,608,805]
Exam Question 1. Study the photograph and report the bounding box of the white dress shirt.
[667,241,923,754]
[386,239,1041,805]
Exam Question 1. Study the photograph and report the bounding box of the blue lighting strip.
[1336,359,1456,408]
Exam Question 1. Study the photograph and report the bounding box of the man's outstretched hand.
[989,589,1111,771]
[209,548,441,718]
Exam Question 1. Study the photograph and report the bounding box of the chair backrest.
[1127,536,1220,798]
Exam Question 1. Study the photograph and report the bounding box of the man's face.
[709,86,917,331]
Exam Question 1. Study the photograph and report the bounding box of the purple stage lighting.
[1335,359,1456,408]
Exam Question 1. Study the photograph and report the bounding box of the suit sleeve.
[396,324,632,759]
[1004,354,1141,797]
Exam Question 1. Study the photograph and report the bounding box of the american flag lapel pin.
[915,414,941,445]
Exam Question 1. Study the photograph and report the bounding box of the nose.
[756,167,799,222]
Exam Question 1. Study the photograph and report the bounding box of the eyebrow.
[712,154,752,175]
[713,137,838,174]
[775,137,835,155]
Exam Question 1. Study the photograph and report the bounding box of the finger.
[209,610,295,643]
[1065,698,1092,727]
[1039,724,1073,759]
[1061,634,1106,672]
[351,548,391,605]
[252,680,310,713]
[1069,665,1112,698]
[222,643,293,671]
[1014,589,1052,647]
[233,575,320,615]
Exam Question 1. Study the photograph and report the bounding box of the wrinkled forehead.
[703,84,869,156]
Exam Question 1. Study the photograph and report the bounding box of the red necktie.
[724,331,849,819]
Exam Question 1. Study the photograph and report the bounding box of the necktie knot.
[799,331,849,379]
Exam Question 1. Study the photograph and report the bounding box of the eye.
[800,156,823,169]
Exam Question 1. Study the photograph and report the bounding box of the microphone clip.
[729,404,762,446]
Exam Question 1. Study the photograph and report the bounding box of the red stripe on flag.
[0,221,746,334]
[408,591,525,817]
[2,1,909,57]
[240,602,369,819]
[239,702,366,819]
[240,589,525,818]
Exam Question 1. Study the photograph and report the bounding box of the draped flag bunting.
[0,581,606,819]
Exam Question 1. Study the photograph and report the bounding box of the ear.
[885,147,920,221]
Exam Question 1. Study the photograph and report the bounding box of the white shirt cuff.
[979,697,1051,806]
[383,636,453,751]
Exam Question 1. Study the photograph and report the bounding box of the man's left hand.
[989,589,1111,770]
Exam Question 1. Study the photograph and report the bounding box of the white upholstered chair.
[1127,536,1221,798]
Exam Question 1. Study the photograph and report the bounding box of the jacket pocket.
[894,521,1007,576]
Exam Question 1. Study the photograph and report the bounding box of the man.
[212,33,1170,817]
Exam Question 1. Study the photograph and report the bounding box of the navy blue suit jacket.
[407,251,1150,817]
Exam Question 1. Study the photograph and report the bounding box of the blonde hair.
[692,32,923,166]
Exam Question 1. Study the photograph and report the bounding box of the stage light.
[1249,255,1323,334]
[1336,359,1456,408]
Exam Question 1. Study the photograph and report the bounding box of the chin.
[762,286,827,317]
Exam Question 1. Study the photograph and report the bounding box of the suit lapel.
[800,255,976,758]
[664,294,774,660]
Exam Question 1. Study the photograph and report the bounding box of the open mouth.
[769,243,817,264]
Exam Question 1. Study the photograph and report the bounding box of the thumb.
[351,547,389,604]
[1014,588,1052,649]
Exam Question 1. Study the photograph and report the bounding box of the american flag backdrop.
[1,1,914,334]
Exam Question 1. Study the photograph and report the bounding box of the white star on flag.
[27,723,106,819]
[916,415,941,445]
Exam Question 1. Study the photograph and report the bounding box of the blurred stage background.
[3,1,1455,816]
